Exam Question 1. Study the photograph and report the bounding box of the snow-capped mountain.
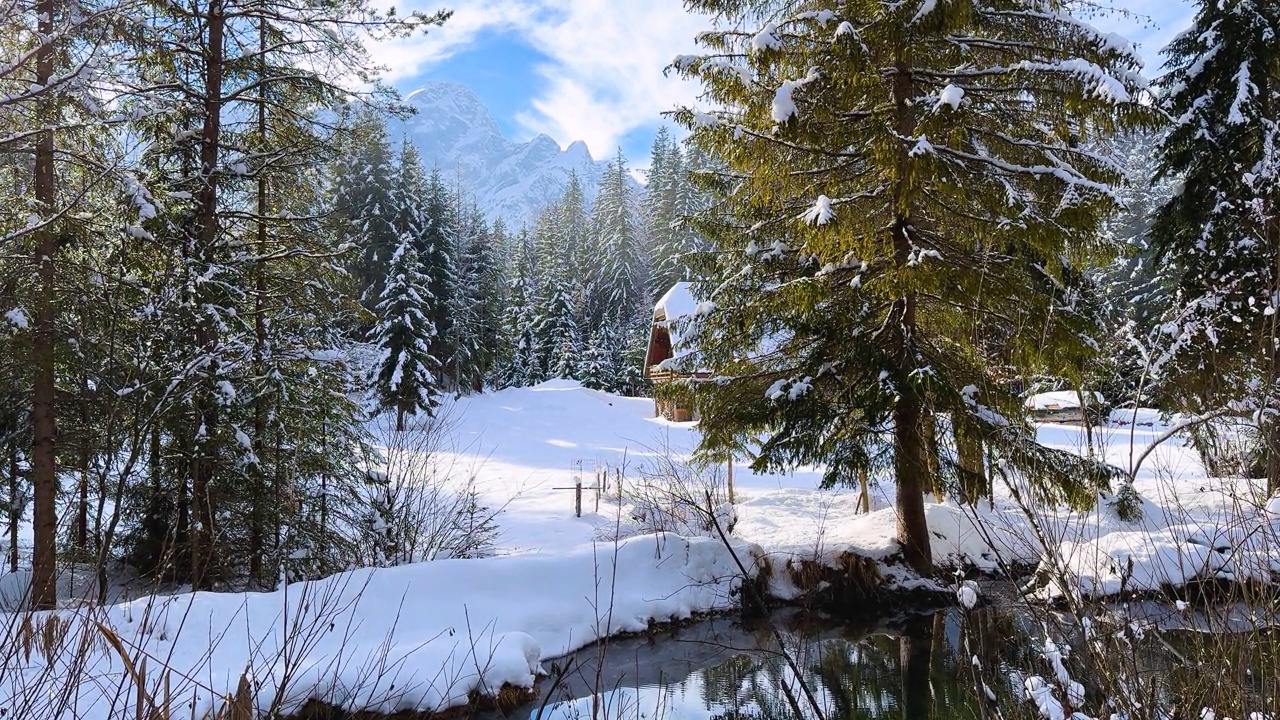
[390,81,629,230]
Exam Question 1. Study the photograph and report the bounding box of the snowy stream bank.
[4,381,1280,717]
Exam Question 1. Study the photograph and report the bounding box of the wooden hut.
[644,282,706,421]
[1024,390,1105,424]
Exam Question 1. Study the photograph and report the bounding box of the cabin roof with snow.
[644,282,703,381]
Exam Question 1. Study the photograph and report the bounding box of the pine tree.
[499,228,542,387]
[541,279,586,380]
[447,202,502,392]
[420,166,459,390]
[1150,0,1280,494]
[367,139,441,431]
[589,150,648,327]
[671,0,1151,574]
[644,128,683,295]
[331,114,399,319]
[370,235,439,431]
[647,135,712,296]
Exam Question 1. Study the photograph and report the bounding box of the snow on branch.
[772,67,821,123]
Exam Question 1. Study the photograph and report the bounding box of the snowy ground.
[2,380,1278,717]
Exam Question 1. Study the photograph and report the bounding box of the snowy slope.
[5,381,1277,717]
[419,379,822,553]
[389,82,641,230]
[2,533,747,718]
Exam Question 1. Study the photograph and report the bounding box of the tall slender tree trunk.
[248,11,269,588]
[9,449,19,573]
[920,408,940,498]
[956,421,987,505]
[190,0,225,590]
[1268,204,1280,497]
[30,0,60,610]
[76,397,89,552]
[890,55,933,577]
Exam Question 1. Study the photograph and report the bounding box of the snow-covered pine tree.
[531,178,591,378]
[330,113,399,320]
[671,0,1151,574]
[647,135,715,298]
[1087,130,1180,410]
[588,150,648,329]
[0,0,166,608]
[644,128,683,295]
[1150,0,1280,494]
[420,166,460,390]
[369,233,440,432]
[498,228,543,386]
[447,202,502,393]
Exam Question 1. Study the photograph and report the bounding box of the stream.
[510,592,1280,720]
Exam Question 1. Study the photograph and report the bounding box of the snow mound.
[2,533,754,718]
[1042,518,1280,599]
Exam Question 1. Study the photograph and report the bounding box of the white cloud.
[368,1,538,83]
[368,0,708,160]
[368,0,1195,161]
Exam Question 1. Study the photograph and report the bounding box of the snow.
[4,307,28,329]
[6,382,1279,716]
[800,195,834,225]
[771,68,820,123]
[654,281,701,357]
[911,0,938,23]
[2,533,748,717]
[936,84,964,111]
[750,22,782,53]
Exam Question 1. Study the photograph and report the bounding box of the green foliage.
[669,0,1151,505]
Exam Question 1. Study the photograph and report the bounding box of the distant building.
[644,282,707,421]
[1025,390,1105,424]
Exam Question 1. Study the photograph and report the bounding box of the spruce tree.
[370,236,439,431]
[420,166,459,390]
[589,150,648,326]
[331,114,399,318]
[1150,0,1280,494]
[368,138,441,431]
[499,228,543,387]
[647,135,713,297]
[671,0,1151,573]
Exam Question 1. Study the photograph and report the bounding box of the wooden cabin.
[1025,390,1105,424]
[644,282,707,421]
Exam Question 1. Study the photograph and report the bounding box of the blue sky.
[370,0,1197,171]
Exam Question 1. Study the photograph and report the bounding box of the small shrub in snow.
[601,443,736,541]
[356,411,501,567]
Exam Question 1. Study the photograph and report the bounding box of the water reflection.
[526,609,1026,720]
[522,603,1280,720]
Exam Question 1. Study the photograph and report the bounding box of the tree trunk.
[890,54,933,577]
[8,449,19,573]
[956,421,987,505]
[857,465,871,513]
[894,380,934,575]
[30,0,60,611]
[190,0,226,591]
[248,11,269,589]
[920,408,940,499]
[75,442,89,553]
[1268,422,1280,497]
